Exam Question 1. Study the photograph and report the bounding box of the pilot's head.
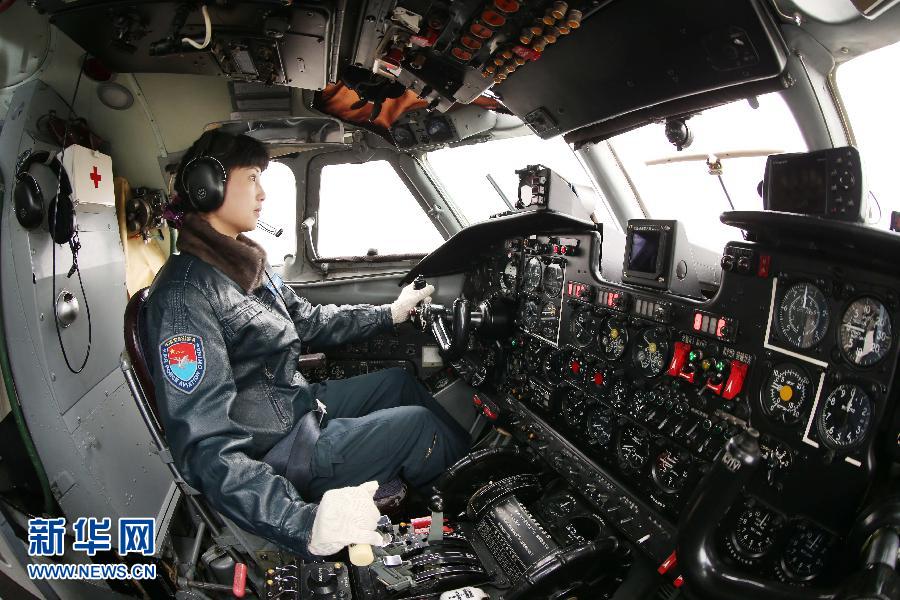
[172,130,269,238]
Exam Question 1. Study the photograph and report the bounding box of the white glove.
[307,481,384,556]
[390,281,435,324]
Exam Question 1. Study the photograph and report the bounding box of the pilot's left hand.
[391,281,434,324]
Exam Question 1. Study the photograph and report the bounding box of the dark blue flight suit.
[143,250,469,557]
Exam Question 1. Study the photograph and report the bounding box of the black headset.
[180,132,230,213]
[13,149,76,244]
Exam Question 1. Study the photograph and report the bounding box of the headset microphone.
[256,219,283,237]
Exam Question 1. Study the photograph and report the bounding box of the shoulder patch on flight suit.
[159,334,206,393]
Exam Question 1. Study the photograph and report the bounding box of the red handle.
[232,562,247,598]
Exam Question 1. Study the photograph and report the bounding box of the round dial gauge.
[616,424,650,474]
[522,257,543,292]
[540,302,559,339]
[840,297,893,367]
[543,351,566,385]
[501,258,519,292]
[506,352,526,382]
[520,300,541,331]
[777,282,830,349]
[762,363,812,425]
[561,390,587,432]
[570,310,599,348]
[607,379,630,410]
[542,263,564,298]
[632,328,670,378]
[651,448,691,494]
[586,406,615,447]
[730,505,780,559]
[779,521,832,582]
[525,339,544,372]
[817,384,873,450]
[600,318,629,361]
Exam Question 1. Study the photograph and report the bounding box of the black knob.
[308,567,338,595]
[430,494,444,512]
[720,255,735,271]
[414,275,427,290]
[736,256,751,273]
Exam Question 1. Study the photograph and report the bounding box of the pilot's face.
[208,166,265,237]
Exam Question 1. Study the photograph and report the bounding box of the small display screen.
[627,230,662,274]
[768,156,828,214]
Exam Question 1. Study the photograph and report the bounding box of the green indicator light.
[512,340,518,347]
[716,361,725,372]
[688,351,697,361]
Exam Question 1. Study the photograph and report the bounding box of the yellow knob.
[610,329,619,339]
[779,385,794,402]
[648,342,657,353]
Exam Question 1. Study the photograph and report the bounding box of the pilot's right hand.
[307,481,384,556]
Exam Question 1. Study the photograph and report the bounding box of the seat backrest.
[123,287,165,434]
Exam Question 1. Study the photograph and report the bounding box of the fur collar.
[176,213,267,292]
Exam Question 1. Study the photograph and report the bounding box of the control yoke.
[417,298,481,359]
[410,276,511,359]
[678,429,899,600]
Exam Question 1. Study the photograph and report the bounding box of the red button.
[757,254,771,278]
[593,372,604,386]
[571,360,581,374]
[483,407,497,420]
[473,395,483,407]
[674,575,684,588]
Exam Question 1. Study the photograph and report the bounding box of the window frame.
[304,147,451,270]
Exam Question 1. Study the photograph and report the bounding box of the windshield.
[836,40,900,230]
[426,134,604,225]
[606,92,807,252]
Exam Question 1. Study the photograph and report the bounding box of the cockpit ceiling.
[37,0,788,144]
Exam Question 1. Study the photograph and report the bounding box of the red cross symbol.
[89,166,102,188]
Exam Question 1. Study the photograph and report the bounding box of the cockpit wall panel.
[0,80,176,537]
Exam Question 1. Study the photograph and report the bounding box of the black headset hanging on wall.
[13,149,77,244]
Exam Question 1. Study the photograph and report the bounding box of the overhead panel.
[497,0,788,139]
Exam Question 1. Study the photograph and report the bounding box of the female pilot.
[143,130,470,558]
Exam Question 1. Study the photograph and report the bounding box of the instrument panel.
[455,231,900,589]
